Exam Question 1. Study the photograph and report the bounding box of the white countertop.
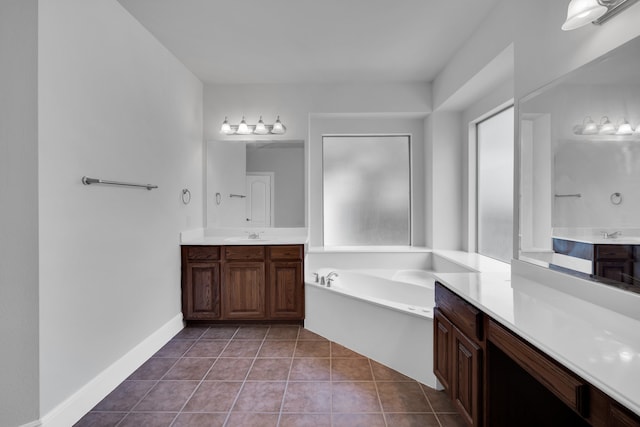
[553,227,640,245]
[433,270,640,416]
[180,227,308,246]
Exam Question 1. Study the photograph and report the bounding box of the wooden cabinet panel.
[268,245,303,260]
[452,326,482,427]
[183,262,221,320]
[225,245,265,260]
[186,246,220,261]
[595,261,633,283]
[223,262,266,319]
[434,308,453,392]
[488,319,588,417]
[436,283,483,341]
[269,261,304,319]
[610,403,640,427]
[595,245,632,260]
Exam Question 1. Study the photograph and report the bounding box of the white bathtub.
[305,267,438,387]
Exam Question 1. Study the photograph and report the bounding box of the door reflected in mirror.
[207,140,305,228]
[518,35,640,292]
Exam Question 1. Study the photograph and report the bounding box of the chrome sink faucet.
[325,271,339,287]
[246,231,261,239]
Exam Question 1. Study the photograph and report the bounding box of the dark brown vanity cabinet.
[434,284,483,427]
[181,244,304,322]
[434,281,640,427]
[552,239,638,284]
[594,245,633,283]
[182,246,221,320]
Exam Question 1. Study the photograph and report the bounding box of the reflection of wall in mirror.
[207,141,247,228]
[552,85,640,228]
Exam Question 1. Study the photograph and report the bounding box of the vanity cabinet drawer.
[488,319,589,417]
[186,246,220,261]
[595,245,632,260]
[268,245,303,260]
[435,282,483,341]
[225,245,265,261]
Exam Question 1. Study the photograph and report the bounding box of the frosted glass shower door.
[477,107,514,262]
[322,136,411,246]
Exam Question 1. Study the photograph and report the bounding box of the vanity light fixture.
[574,116,598,135]
[237,116,251,135]
[219,115,287,135]
[220,116,232,134]
[271,116,286,135]
[573,115,639,136]
[562,0,640,31]
[599,116,616,134]
[616,119,634,135]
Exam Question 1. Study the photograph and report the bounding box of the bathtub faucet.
[325,271,339,287]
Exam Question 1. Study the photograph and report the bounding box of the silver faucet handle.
[326,278,333,287]
[313,272,319,283]
[320,276,325,286]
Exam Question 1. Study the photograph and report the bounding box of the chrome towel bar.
[81,176,158,190]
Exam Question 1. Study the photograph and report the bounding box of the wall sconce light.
[562,0,640,31]
[220,115,287,135]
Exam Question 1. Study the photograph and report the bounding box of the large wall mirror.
[518,35,640,293]
[206,140,305,228]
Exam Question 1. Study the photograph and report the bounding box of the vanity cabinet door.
[595,261,632,283]
[268,261,304,319]
[223,262,266,319]
[452,326,483,427]
[434,308,453,392]
[183,262,221,320]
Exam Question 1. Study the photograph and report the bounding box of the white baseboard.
[19,421,41,427]
[38,314,184,427]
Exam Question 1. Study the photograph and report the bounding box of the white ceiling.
[117,0,501,85]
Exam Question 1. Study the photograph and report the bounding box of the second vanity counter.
[180,227,308,246]
[433,269,640,420]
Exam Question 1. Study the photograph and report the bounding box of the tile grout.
[77,324,463,427]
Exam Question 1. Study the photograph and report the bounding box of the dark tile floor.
[75,324,464,427]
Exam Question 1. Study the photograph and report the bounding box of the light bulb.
[562,0,607,31]
[616,119,634,135]
[582,116,598,135]
[599,116,616,135]
[220,116,233,134]
[237,116,251,135]
[254,116,268,135]
[271,116,286,134]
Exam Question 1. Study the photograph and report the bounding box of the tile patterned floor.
[75,324,464,427]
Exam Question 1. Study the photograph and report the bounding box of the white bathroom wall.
[425,112,463,250]
[204,82,431,246]
[204,83,432,142]
[533,83,640,229]
[513,0,640,99]
[0,1,40,426]
[38,0,203,419]
[308,115,427,247]
[207,141,247,227]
